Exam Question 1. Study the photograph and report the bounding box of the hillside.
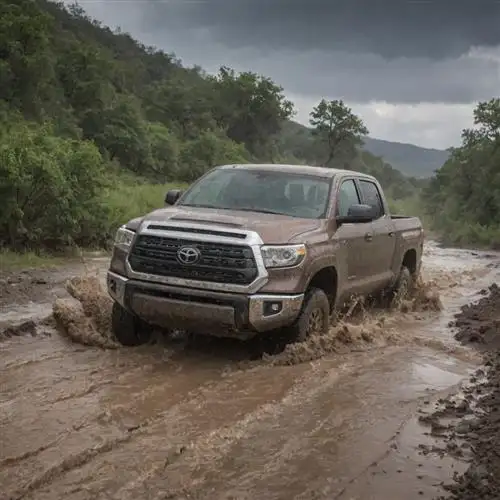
[279,121,448,178]
[362,137,449,178]
[0,0,427,251]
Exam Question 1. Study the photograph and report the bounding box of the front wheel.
[111,302,152,346]
[286,287,330,343]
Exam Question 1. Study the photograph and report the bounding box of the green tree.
[0,0,56,118]
[0,120,108,249]
[309,99,369,167]
[462,98,500,145]
[211,67,294,157]
[144,76,215,140]
[178,130,249,182]
[423,99,500,247]
[146,122,180,182]
[56,42,117,116]
[81,94,152,174]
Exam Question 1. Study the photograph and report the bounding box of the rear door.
[334,178,374,289]
[357,179,396,285]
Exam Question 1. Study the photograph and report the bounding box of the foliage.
[309,99,369,167]
[0,0,294,250]
[0,0,428,253]
[210,66,295,157]
[423,99,500,248]
[178,129,249,182]
[103,177,186,236]
[0,119,108,249]
[0,0,55,118]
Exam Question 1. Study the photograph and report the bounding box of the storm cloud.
[139,0,500,60]
[70,0,500,148]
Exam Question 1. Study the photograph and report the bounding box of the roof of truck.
[217,163,376,180]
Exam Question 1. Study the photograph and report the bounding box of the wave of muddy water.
[1,241,499,500]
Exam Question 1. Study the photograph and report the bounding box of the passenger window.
[359,180,384,218]
[337,179,360,216]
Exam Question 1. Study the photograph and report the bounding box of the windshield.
[178,168,331,219]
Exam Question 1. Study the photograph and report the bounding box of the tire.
[390,266,413,308]
[111,302,152,346]
[286,287,330,343]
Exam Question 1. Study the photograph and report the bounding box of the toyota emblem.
[177,246,201,265]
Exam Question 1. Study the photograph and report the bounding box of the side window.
[337,179,360,216]
[359,180,384,218]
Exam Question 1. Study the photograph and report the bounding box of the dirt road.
[1,243,498,500]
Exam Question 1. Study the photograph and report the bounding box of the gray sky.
[68,0,500,149]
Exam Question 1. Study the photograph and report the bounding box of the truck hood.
[139,206,322,244]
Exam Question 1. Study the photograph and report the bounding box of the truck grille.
[129,235,258,285]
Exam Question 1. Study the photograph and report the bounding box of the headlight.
[114,225,135,250]
[260,244,306,268]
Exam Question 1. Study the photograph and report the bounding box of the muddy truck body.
[107,164,424,346]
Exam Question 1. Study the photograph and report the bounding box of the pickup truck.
[107,164,424,346]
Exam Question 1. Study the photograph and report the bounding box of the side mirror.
[165,189,183,206]
[336,204,375,224]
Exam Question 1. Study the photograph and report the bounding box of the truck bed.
[390,215,417,220]
[391,214,423,234]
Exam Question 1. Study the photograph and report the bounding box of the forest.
[1,0,495,253]
[422,99,500,248]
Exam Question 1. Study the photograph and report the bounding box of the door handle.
[364,232,373,242]
[388,231,394,237]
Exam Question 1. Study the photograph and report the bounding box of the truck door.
[357,179,396,285]
[334,178,374,287]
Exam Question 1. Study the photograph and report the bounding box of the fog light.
[263,301,283,316]
[108,277,117,294]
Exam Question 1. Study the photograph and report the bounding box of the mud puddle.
[0,259,109,331]
[1,242,499,499]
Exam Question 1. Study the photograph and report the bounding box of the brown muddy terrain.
[0,242,498,500]
[420,283,500,500]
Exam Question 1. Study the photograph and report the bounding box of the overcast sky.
[68,0,500,149]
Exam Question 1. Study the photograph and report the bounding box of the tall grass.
[0,249,66,271]
[103,176,187,232]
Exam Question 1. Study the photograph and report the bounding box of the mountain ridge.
[283,120,449,178]
[362,135,450,177]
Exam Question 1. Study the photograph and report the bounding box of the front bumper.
[107,271,303,339]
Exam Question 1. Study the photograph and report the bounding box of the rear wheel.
[286,287,330,343]
[111,302,152,346]
[390,266,413,308]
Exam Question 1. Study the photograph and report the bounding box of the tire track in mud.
[15,354,379,500]
[8,435,133,500]
[4,362,311,500]
[200,352,471,500]
[11,348,466,500]
[69,347,455,500]
[0,352,231,450]
[0,337,237,496]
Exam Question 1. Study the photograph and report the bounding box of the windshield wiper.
[180,204,228,210]
[180,204,289,216]
[232,207,288,216]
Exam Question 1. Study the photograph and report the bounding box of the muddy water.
[1,242,499,500]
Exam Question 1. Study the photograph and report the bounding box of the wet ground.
[420,282,500,500]
[1,242,499,500]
